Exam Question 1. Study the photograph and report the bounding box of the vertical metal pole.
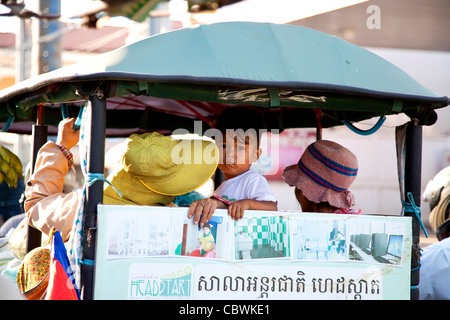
[15,18,32,82]
[80,95,106,300]
[314,109,323,141]
[35,0,62,75]
[27,105,46,252]
[404,119,422,300]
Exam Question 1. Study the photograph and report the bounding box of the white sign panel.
[94,205,411,300]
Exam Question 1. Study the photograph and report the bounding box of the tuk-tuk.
[0,22,448,300]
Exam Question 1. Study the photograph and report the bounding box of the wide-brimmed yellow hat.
[121,132,219,196]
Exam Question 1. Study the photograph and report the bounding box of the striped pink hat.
[282,140,358,209]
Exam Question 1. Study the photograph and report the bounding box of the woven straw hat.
[282,140,358,209]
[121,132,219,196]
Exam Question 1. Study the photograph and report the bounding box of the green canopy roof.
[0,22,447,136]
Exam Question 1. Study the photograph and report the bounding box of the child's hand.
[228,199,250,221]
[228,200,277,221]
[188,198,226,226]
[56,118,80,150]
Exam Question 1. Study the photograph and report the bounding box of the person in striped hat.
[282,140,361,214]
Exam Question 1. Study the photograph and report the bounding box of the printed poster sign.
[94,205,411,300]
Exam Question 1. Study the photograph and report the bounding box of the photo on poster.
[348,218,405,265]
[234,213,290,260]
[106,208,171,259]
[291,215,348,262]
[171,209,233,260]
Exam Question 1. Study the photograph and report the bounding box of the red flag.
[45,230,80,300]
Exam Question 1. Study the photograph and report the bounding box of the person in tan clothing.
[25,118,81,244]
[15,118,80,298]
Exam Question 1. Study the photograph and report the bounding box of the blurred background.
[0,0,449,244]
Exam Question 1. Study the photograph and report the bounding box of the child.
[188,108,278,226]
[198,224,215,256]
[282,139,362,214]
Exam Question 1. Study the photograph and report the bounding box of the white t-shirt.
[213,169,277,203]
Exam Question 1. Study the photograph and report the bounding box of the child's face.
[217,132,261,179]
[202,227,210,234]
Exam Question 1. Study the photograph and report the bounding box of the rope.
[67,99,121,291]
[343,115,386,136]
[68,100,89,291]
[79,259,95,266]
[403,192,428,238]
[72,101,86,131]
[0,116,14,132]
[403,192,427,292]
[61,104,69,119]
[86,172,122,198]
[61,99,87,131]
